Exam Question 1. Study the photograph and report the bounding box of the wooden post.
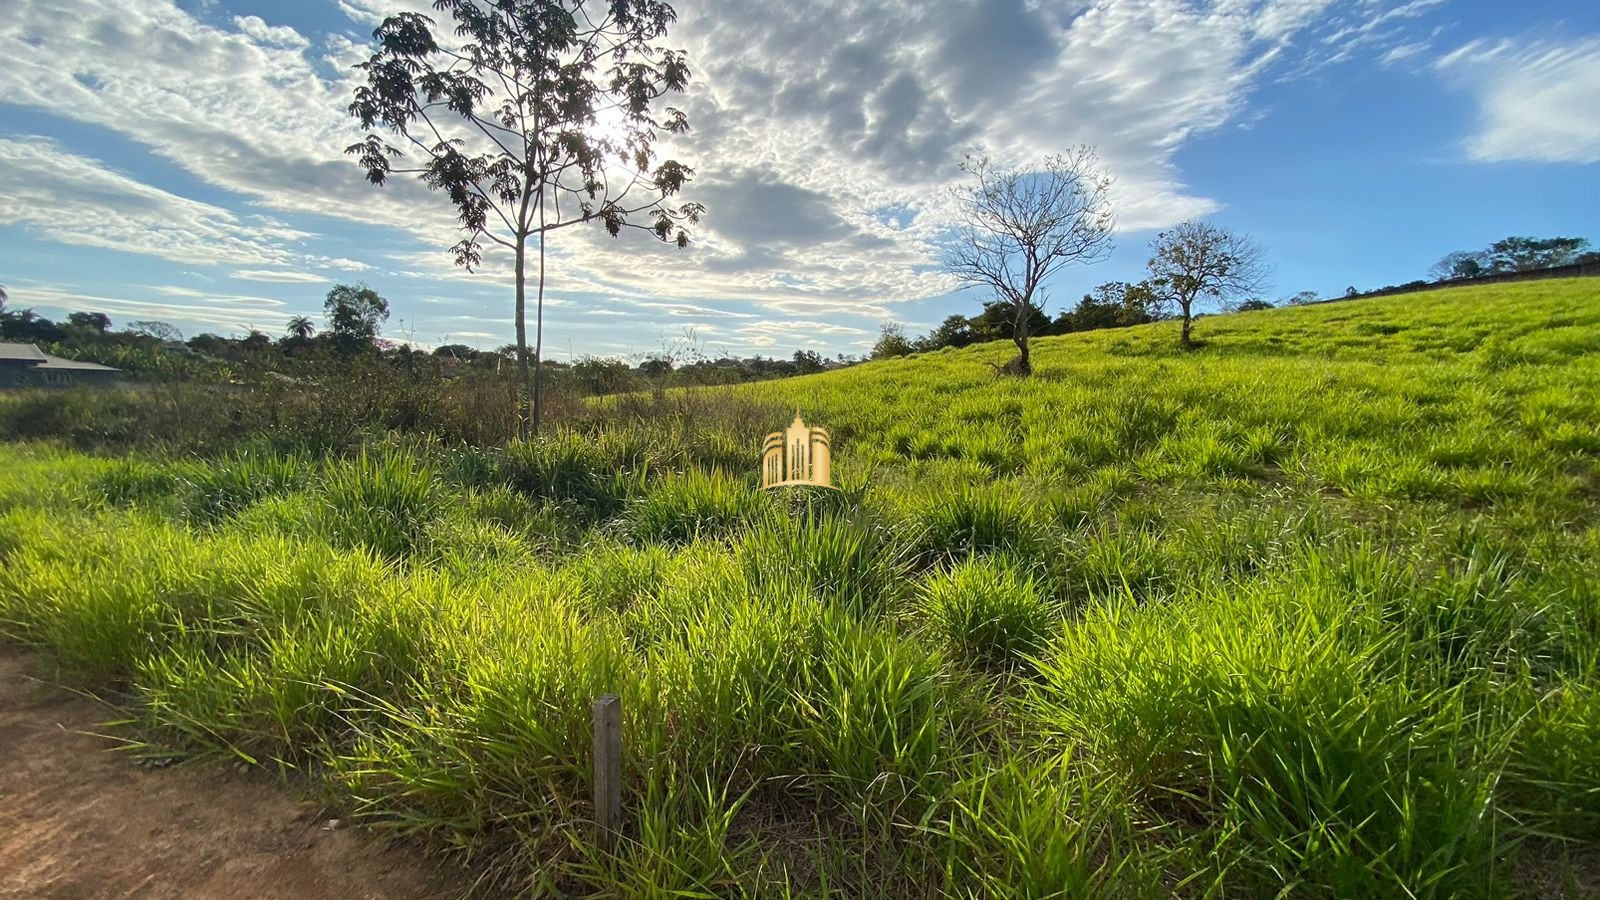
[592,694,621,855]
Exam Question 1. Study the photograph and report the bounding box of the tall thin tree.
[348,0,702,436]
[945,148,1114,375]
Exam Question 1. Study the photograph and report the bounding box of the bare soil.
[0,649,467,899]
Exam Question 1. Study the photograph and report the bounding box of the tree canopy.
[347,0,702,436]
[1146,221,1269,346]
[1430,236,1594,281]
[67,312,112,335]
[324,283,390,354]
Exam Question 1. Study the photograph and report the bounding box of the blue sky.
[2,0,1597,359]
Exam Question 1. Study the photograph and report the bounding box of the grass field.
[2,278,1598,896]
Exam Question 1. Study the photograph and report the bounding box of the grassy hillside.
[2,278,1598,896]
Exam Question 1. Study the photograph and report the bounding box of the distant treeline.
[0,284,856,394]
[871,281,1171,360]
[874,233,1598,360]
[2,233,1593,388]
[1341,259,1600,303]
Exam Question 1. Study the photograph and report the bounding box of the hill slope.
[1,277,1598,897]
[718,277,1600,515]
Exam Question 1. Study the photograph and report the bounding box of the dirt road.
[0,649,464,899]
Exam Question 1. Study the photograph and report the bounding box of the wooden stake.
[592,693,621,855]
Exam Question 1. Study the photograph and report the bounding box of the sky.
[2,0,1598,360]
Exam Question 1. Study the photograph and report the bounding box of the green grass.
[1,278,1599,896]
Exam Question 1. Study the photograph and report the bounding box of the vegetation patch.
[2,281,1598,895]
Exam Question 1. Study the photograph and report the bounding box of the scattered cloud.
[1380,41,1431,66]
[6,281,310,335]
[233,269,327,283]
[0,0,1460,352]
[1435,36,1600,165]
[0,136,309,266]
[734,320,869,349]
[232,14,309,49]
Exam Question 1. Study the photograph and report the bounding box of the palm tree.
[285,315,315,340]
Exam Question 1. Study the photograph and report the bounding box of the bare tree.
[347,0,703,437]
[128,320,184,343]
[945,148,1114,375]
[638,325,703,399]
[1428,251,1484,282]
[1145,221,1269,347]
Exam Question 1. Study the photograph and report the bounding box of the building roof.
[35,357,120,372]
[0,342,119,372]
[0,343,48,363]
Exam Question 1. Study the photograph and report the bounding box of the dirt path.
[0,649,467,899]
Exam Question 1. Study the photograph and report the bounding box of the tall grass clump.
[932,753,1165,897]
[624,470,769,544]
[642,592,957,798]
[1497,674,1600,842]
[84,456,190,512]
[1029,584,1498,896]
[739,511,909,616]
[180,449,305,525]
[916,556,1057,672]
[567,539,674,613]
[309,449,445,560]
[500,430,649,519]
[904,484,1043,565]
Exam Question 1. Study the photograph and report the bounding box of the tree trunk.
[514,236,530,440]
[532,195,548,436]
[1011,300,1033,375]
[1179,298,1193,347]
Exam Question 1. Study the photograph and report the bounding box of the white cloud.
[1435,36,1600,165]
[0,136,309,266]
[735,320,869,349]
[233,269,327,283]
[317,257,376,272]
[233,15,309,49]
[7,281,309,335]
[1380,41,1430,66]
